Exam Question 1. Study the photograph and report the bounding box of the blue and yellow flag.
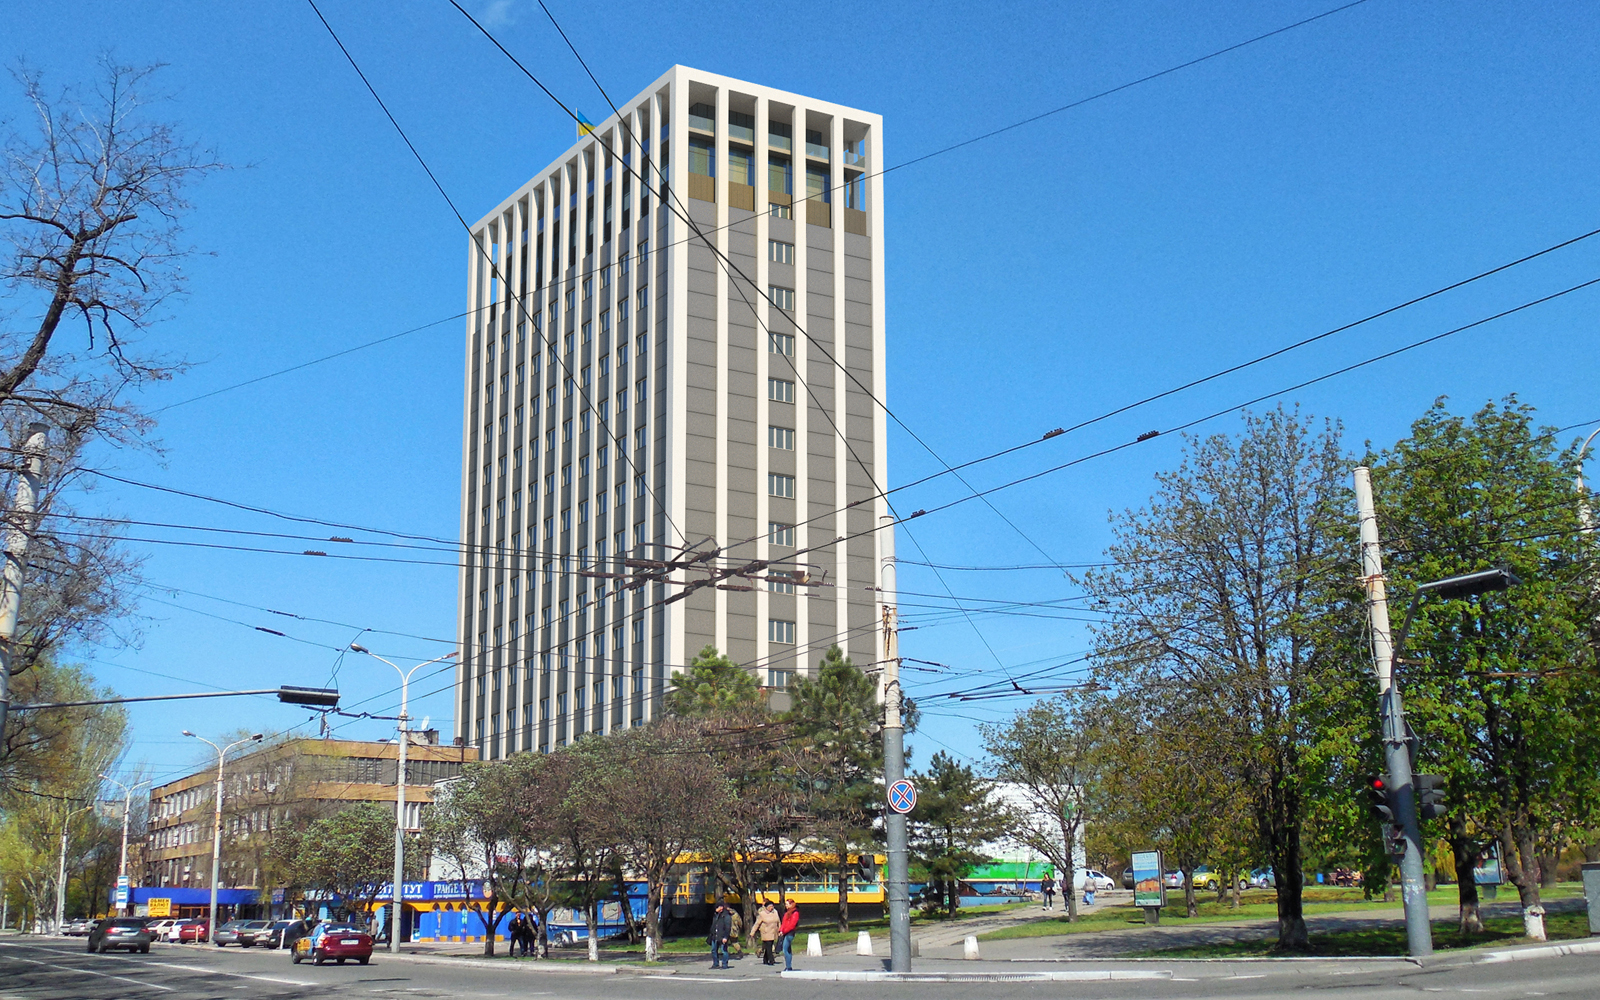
[576,111,595,138]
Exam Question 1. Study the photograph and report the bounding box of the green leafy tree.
[426,756,547,956]
[784,645,881,932]
[584,718,730,960]
[1079,408,1366,950]
[1095,710,1249,917]
[665,645,762,716]
[546,740,620,961]
[909,751,1009,915]
[295,803,424,924]
[1367,397,1600,939]
[981,690,1102,922]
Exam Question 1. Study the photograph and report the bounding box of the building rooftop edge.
[468,63,883,232]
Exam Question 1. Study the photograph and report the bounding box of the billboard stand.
[1130,849,1165,926]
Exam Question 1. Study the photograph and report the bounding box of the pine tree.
[909,751,1009,915]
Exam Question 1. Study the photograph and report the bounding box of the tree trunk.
[644,881,663,962]
[1230,870,1241,909]
[586,902,600,961]
[481,906,499,957]
[1063,859,1079,923]
[1537,853,1558,889]
[1504,828,1545,942]
[1272,832,1309,950]
[836,855,849,933]
[537,905,552,958]
[1184,871,1198,918]
[1451,833,1483,934]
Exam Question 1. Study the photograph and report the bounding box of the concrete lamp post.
[183,731,264,943]
[348,643,457,953]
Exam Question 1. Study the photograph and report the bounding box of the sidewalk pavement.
[926,896,1589,961]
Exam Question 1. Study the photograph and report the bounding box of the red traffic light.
[1370,778,1386,790]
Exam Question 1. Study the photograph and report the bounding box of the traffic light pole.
[1354,467,1433,958]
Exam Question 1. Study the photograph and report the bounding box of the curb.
[1474,938,1600,964]
[1010,955,1422,965]
[378,952,624,975]
[780,969,1172,982]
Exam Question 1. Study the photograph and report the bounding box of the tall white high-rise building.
[455,66,889,759]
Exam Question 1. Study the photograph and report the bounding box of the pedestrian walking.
[778,898,800,972]
[1040,875,1056,911]
[753,901,780,966]
[708,903,734,969]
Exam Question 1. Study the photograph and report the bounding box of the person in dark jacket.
[708,903,734,969]
[507,914,525,956]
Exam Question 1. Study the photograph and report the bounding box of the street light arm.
[1391,588,1426,667]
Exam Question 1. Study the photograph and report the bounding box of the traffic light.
[278,685,340,707]
[1416,773,1447,820]
[1365,776,1395,823]
[1384,823,1408,859]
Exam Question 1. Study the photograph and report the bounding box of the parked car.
[63,917,94,936]
[213,921,248,946]
[1192,866,1250,892]
[234,920,275,948]
[264,919,315,950]
[175,919,210,943]
[1073,869,1116,891]
[145,918,177,941]
[292,922,373,966]
[1162,870,1184,889]
[88,917,152,954]
[1121,867,1135,890]
[1246,868,1275,889]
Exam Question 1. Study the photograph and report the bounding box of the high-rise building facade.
[455,66,889,759]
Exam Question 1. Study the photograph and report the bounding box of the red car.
[292,923,373,966]
[175,920,210,943]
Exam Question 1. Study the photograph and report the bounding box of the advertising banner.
[1131,850,1165,908]
[147,898,172,918]
[1473,844,1504,886]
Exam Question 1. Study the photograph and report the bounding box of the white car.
[147,919,178,942]
[1072,869,1116,892]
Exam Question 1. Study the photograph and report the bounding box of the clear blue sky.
[8,0,1599,787]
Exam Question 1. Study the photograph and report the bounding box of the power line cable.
[305,0,688,560]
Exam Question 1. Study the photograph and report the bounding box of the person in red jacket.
[778,898,801,972]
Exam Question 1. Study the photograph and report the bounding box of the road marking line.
[1227,974,1267,979]
[161,962,316,986]
[643,975,752,982]
[5,955,176,992]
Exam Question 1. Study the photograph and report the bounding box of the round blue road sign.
[888,778,917,814]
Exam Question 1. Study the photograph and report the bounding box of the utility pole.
[53,803,90,933]
[0,423,49,738]
[879,514,911,972]
[101,775,148,916]
[351,644,455,952]
[185,732,262,943]
[1353,466,1432,957]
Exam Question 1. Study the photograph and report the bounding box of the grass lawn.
[978,883,1585,943]
[1132,910,1591,958]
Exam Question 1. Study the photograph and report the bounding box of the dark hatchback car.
[262,919,315,950]
[88,917,152,953]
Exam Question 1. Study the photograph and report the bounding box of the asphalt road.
[4,935,1599,999]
